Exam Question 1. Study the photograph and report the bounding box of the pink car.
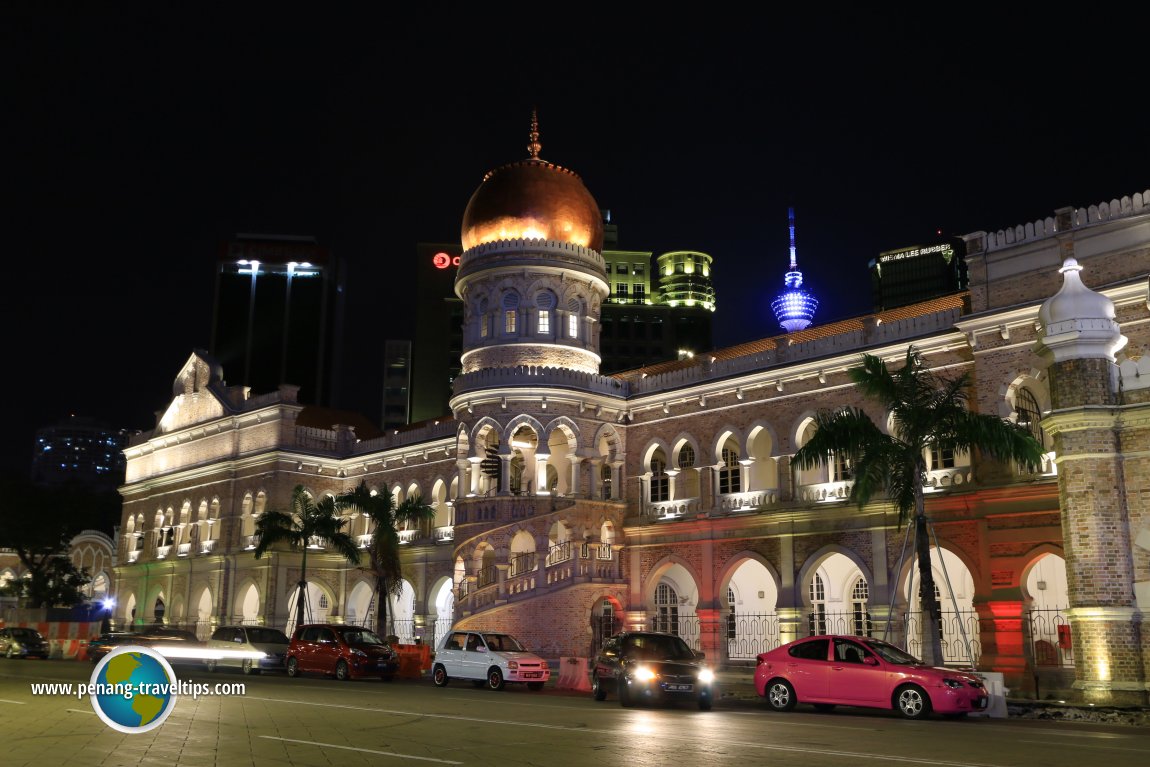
[755,635,988,720]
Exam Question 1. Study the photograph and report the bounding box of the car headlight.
[697,668,714,684]
[507,660,518,670]
[351,648,367,657]
[942,678,963,689]
[633,666,656,682]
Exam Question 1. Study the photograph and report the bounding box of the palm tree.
[791,347,1043,666]
[253,484,361,632]
[337,481,435,639]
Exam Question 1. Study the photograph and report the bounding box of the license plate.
[665,683,693,692]
[521,672,542,678]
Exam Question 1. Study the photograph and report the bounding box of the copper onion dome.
[461,111,604,253]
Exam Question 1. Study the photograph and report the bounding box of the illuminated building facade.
[869,238,969,312]
[111,123,1150,705]
[771,208,818,332]
[405,226,716,423]
[210,233,346,408]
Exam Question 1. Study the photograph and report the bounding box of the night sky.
[6,7,1147,473]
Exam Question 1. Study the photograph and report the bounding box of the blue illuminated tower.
[771,207,818,332]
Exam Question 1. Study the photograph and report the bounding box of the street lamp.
[100,596,116,633]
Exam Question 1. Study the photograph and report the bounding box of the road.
[1,659,1148,766]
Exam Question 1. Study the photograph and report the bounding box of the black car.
[0,627,50,659]
[591,631,714,710]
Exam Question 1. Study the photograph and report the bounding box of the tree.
[253,485,361,631]
[791,347,1044,666]
[0,473,112,608]
[337,481,434,638]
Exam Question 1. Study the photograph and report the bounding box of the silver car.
[0,627,49,659]
[432,630,550,690]
[205,625,289,674]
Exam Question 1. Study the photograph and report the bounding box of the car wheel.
[241,658,259,675]
[205,659,217,672]
[527,681,544,691]
[813,703,837,713]
[592,674,607,701]
[286,657,300,678]
[5,646,16,659]
[433,664,449,687]
[335,659,351,681]
[895,684,931,720]
[619,678,634,708]
[487,667,505,690]
[765,679,796,712]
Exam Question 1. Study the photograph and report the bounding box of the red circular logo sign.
[432,252,451,269]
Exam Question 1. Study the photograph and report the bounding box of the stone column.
[567,456,584,497]
[456,460,471,498]
[467,456,482,496]
[610,461,624,500]
[499,454,512,495]
[665,468,679,501]
[1034,256,1146,706]
[534,453,550,495]
[776,455,792,502]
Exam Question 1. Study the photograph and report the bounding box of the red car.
[286,624,399,681]
[755,635,988,720]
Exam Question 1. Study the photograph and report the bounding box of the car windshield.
[11,628,43,640]
[481,634,526,652]
[864,639,922,665]
[247,628,289,644]
[624,635,695,661]
[342,629,386,646]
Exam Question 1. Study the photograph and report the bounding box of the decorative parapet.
[629,304,963,396]
[453,365,630,398]
[963,190,1150,255]
[457,238,606,276]
[353,420,458,455]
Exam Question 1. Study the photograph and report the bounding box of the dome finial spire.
[527,107,542,159]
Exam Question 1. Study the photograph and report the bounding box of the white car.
[205,625,290,674]
[433,630,550,690]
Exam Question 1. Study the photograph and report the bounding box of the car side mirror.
[863,656,879,666]
[695,650,706,660]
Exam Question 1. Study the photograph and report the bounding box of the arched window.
[655,582,679,635]
[536,291,555,335]
[503,292,519,334]
[566,297,581,339]
[677,444,695,470]
[479,298,490,338]
[808,573,826,635]
[1016,387,1047,473]
[850,578,871,637]
[720,445,741,494]
[650,451,669,502]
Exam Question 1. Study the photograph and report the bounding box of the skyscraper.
[210,234,346,407]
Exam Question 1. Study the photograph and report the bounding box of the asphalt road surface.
[2,658,1149,766]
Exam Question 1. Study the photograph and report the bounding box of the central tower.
[454,113,610,375]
